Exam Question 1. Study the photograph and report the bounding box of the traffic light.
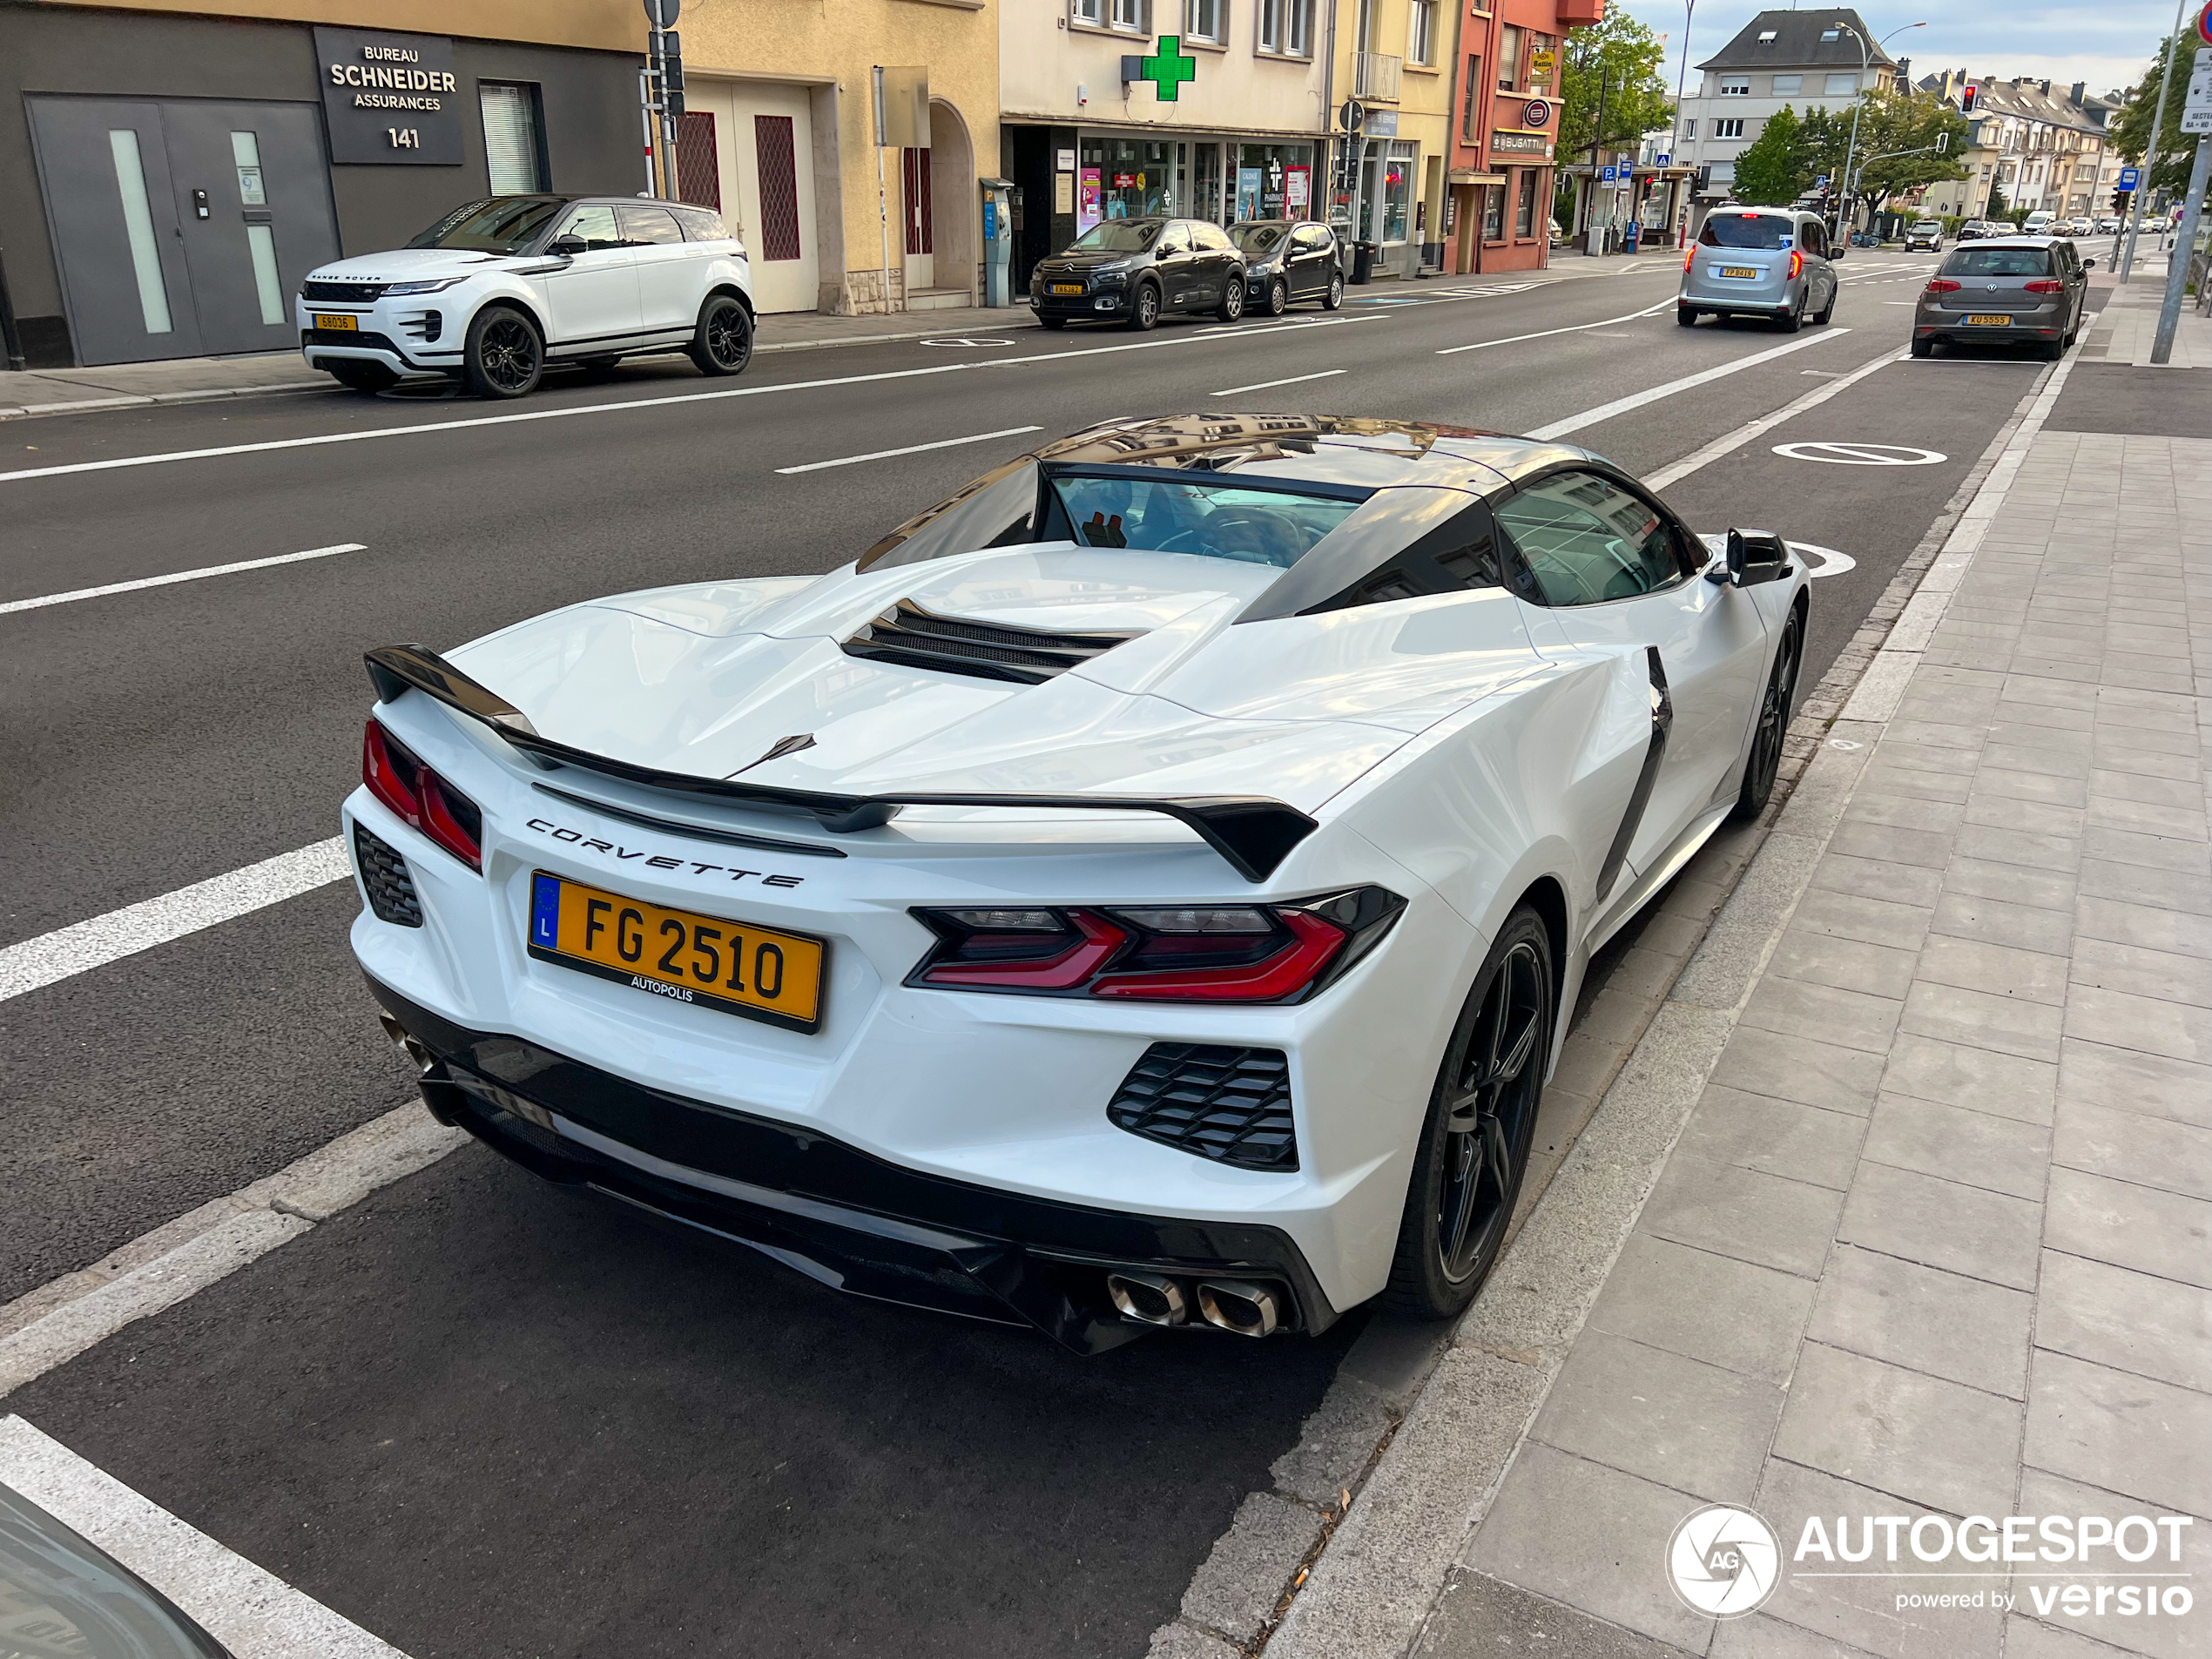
[1960,83,1978,114]
[2114,189,2132,212]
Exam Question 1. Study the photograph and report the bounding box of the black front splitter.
[367,978,1340,1352]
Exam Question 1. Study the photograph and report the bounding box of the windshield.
[1700,213,1794,249]
[1231,223,1288,255]
[1046,471,1364,567]
[1069,220,1164,253]
[1912,222,1941,232]
[408,198,565,253]
[1945,247,2053,277]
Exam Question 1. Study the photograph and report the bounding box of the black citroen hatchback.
[1028,217,1249,329]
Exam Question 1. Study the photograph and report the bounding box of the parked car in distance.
[297,195,754,399]
[1231,219,1346,315]
[1679,206,1839,332]
[2095,216,2123,234]
[1956,220,1994,241]
[1905,220,1944,251]
[1912,235,2092,361]
[2021,211,2056,237]
[1029,217,1248,330]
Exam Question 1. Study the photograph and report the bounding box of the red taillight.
[1925,277,1962,294]
[1789,250,1804,280]
[1683,245,1697,272]
[909,890,1404,1004]
[2023,279,2063,293]
[361,719,482,872]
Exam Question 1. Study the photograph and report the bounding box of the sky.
[1615,0,2180,106]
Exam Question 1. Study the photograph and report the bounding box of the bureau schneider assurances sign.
[313,27,464,165]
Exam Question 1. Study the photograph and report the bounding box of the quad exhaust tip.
[378,1013,434,1075]
[1106,1271,1283,1337]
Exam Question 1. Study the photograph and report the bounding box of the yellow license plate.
[1965,314,2012,326]
[527,872,826,1033]
[1050,282,1084,294]
[1720,266,1759,279]
[314,313,359,331]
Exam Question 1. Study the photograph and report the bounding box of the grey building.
[1674,7,1903,201]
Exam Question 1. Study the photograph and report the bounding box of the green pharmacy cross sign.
[1123,36,1197,101]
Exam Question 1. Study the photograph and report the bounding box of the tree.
[1793,89,1966,227]
[1731,105,1810,205]
[2114,35,2200,198]
[1558,9,1674,165]
[1984,177,2008,220]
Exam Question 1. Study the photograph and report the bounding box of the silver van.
[1678,207,1839,332]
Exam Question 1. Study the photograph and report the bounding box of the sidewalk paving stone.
[2034,1249,2212,1393]
[1530,1329,1783,1503]
[1771,1342,2023,1519]
[1837,1160,2045,1291]
[1584,1234,1817,1386]
[1804,1244,2033,1399]
[2024,1350,2212,1520]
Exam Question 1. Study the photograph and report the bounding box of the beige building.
[680,0,998,314]
[1917,73,2107,222]
[1330,0,1456,276]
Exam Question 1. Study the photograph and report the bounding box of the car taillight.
[908,887,1404,1004]
[361,719,482,872]
[1789,250,1804,280]
[1925,278,1962,293]
[1683,245,1697,272]
[2023,279,2064,293]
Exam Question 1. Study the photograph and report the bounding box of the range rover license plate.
[313,313,359,330]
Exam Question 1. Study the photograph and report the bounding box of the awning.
[1448,170,1508,185]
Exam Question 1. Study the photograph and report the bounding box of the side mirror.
[1710,528,1792,587]
[2081,257,2096,271]
[547,234,587,257]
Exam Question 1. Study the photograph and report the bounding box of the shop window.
[1237,143,1314,218]
[1382,141,1415,242]
[1460,54,1484,141]
[1409,0,1437,65]
[1514,166,1536,237]
[1496,24,1521,91]
[480,83,547,194]
[1186,0,1224,43]
[1481,183,1504,240]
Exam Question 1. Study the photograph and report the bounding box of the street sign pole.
[2125,0,2196,281]
[2152,130,2212,363]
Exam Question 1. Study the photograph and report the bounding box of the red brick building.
[1446,0,1601,273]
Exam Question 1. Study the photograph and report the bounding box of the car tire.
[326,361,398,394]
[1381,906,1554,1320]
[690,293,753,377]
[1910,336,1935,358]
[1815,282,1838,325]
[1126,281,1162,331]
[2040,338,2066,361]
[1217,278,1247,323]
[462,306,543,399]
[1778,291,1804,334]
[1730,604,1802,824]
[1676,305,1698,327]
[1265,277,1290,317]
[1322,273,1345,310]
[1038,315,1068,330]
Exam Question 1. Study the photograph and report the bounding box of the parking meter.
[981,177,1014,307]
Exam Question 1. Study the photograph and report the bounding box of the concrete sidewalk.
[2081,265,2212,369]
[0,303,1040,421]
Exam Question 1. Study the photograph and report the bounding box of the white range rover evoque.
[295,194,755,398]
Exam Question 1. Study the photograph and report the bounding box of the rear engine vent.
[354,823,423,927]
[1108,1044,1297,1170]
[843,599,1139,685]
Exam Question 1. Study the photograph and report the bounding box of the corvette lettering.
[523,817,806,887]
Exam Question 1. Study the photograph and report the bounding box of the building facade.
[0,0,651,368]
[1000,0,1329,293]
[1326,0,1451,278]
[1675,7,1900,202]
[1915,73,2109,221]
[1442,0,1595,274]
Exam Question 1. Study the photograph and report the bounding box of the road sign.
[1600,164,1619,184]
[2198,0,2212,47]
[2120,165,2141,191]
[1656,152,1671,167]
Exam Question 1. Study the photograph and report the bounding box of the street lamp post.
[1669,0,1695,245]
[1831,21,1925,243]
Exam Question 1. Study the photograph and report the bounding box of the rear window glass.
[1944,247,2053,277]
[1700,214,1794,249]
[1044,473,1365,567]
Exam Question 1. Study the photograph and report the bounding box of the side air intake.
[843,600,1139,685]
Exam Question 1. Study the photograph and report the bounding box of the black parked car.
[1231,219,1347,315]
[1029,217,1247,330]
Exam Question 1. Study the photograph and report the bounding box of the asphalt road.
[0,250,2073,1656]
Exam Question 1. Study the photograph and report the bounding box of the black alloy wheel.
[463,307,543,399]
[1264,277,1289,317]
[1322,272,1345,310]
[1731,606,1802,822]
[691,294,753,377]
[1216,277,1246,323]
[1384,907,1554,1318]
[1127,281,1162,330]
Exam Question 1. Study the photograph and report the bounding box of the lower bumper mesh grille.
[1108,1044,1297,1171]
[354,823,422,927]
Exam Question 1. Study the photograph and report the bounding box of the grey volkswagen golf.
[1912,236,2092,361]
[1678,206,1839,332]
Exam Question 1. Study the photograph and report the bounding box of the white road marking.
[1791,541,1858,579]
[0,838,347,1004]
[0,1416,412,1656]
[1642,347,1903,492]
[1436,296,1678,354]
[773,424,1042,475]
[0,543,366,616]
[0,315,1377,486]
[1210,368,1347,397]
[1527,328,1851,441]
[1773,440,1946,466]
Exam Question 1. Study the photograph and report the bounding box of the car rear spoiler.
[364,644,1318,883]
